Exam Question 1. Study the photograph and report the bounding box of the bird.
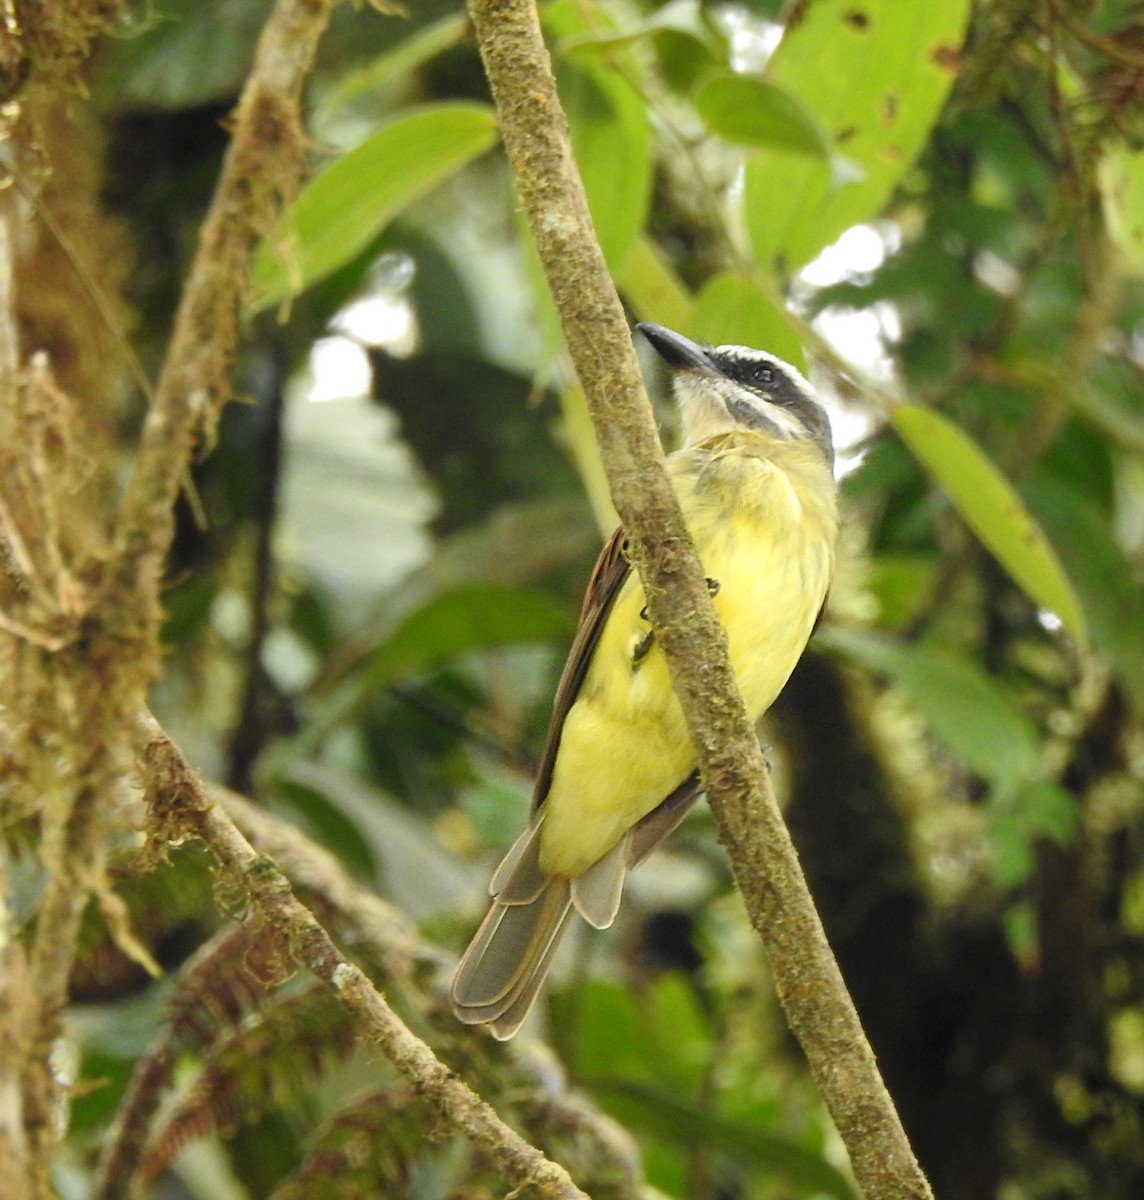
[451,322,839,1039]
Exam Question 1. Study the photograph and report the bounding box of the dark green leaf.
[366,583,575,690]
[594,1080,860,1199]
[95,0,270,109]
[272,779,378,882]
[1023,476,1144,712]
[866,553,939,630]
[990,782,1078,889]
[316,14,468,120]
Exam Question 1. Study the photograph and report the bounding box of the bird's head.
[637,322,833,465]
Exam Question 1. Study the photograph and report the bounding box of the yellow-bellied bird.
[452,323,839,1038]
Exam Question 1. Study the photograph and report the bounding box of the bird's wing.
[531,525,631,814]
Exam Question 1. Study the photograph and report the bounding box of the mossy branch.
[139,717,589,1200]
[465,2,933,1198]
[108,0,337,621]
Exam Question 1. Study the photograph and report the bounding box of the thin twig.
[225,356,287,793]
[1045,0,1144,71]
[138,716,589,1200]
[15,179,156,405]
[465,2,932,1198]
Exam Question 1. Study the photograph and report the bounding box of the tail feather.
[453,820,575,1037]
[454,791,692,1038]
[489,821,547,902]
[628,772,702,868]
[569,833,629,929]
[452,879,572,1035]
[487,900,575,1039]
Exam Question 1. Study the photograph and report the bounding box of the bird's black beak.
[636,323,716,373]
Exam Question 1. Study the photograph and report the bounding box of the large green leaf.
[315,14,467,122]
[695,73,833,159]
[892,405,1087,648]
[549,0,653,273]
[364,582,574,691]
[1024,476,1144,712]
[252,103,498,311]
[745,0,971,272]
[1101,146,1144,273]
[822,627,1041,795]
[619,236,696,333]
[691,271,806,372]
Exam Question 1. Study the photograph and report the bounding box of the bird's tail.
[451,821,572,1039]
[451,818,631,1039]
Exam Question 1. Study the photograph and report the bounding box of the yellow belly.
[538,439,837,878]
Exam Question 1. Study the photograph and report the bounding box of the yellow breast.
[539,434,838,878]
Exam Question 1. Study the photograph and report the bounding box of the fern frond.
[268,1089,413,1200]
[268,1088,444,1200]
[95,921,274,1200]
[139,984,356,1185]
[217,791,652,1199]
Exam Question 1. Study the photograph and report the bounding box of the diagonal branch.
[139,716,589,1200]
[465,2,933,1198]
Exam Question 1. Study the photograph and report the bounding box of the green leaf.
[279,762,484,920]
[990,781,1078,888]
[867,553,939,630]
[559,975,712,1095]
[691,271,806,372]
[1101,146,1144,272]
[273,779,378,882]
[619,236,696,333]
[559,0,722,60]
[892,404,1087,648]
[549,1,653,272]
[315,14,467,121]
[1023,476,1144,712]
[94,0,269,110]
[745,0,971,272]
[365,582,574,690]
[695,73,833,159]
[1012,781,1078,845]
[559,979,658,1085]
[822,627,1041,795]
[252,103,498,311]
[594,1079,861,1199]
[556,977,857,1198]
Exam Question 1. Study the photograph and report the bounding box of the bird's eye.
[752,364,774,386]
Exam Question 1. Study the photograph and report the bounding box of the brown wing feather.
[530,526,631,812]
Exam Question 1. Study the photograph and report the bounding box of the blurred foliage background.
[25,0,1144,1197]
